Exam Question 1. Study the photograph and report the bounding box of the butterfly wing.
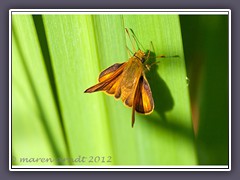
[84,63,126,94]
[131,74,154,127]
[134,75,154,114]
[116,57,143,105]
[98,63,124,82]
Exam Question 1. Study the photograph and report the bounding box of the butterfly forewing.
[119,57,143,107]
[84,63,126,93]
[98,63,124,82]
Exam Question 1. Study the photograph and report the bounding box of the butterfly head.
[134,50,147,63]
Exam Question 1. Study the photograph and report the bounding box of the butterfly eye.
[141,56,146,63]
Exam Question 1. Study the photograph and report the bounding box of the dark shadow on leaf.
[140,51,195,141]
[145,51,174,120]
[141,115,195,142]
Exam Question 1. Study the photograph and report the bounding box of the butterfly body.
[84,50,154,127]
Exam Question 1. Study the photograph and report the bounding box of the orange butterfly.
[85,29,164,127]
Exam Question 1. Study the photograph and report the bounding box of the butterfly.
[84,28,168,127]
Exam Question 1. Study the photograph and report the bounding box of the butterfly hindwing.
[134,75,154,114]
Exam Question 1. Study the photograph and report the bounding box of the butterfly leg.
[145,61,161,71]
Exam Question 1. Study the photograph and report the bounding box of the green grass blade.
[42,15,114,165]
[180,15,229,165]
[12,15,68,165]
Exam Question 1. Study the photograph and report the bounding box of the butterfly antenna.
[129,28,146,51]
[126,46,133,57]
[125,28,136,52]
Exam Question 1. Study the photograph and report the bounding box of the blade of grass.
[180,15,229,165]
[42,15,114,165]
[12,15,68,165]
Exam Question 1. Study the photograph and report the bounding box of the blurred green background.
[180,15,229,165]
[11,14,228,166]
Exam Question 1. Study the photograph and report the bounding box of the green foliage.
[180,15,229,165]
[12,14,197,165]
